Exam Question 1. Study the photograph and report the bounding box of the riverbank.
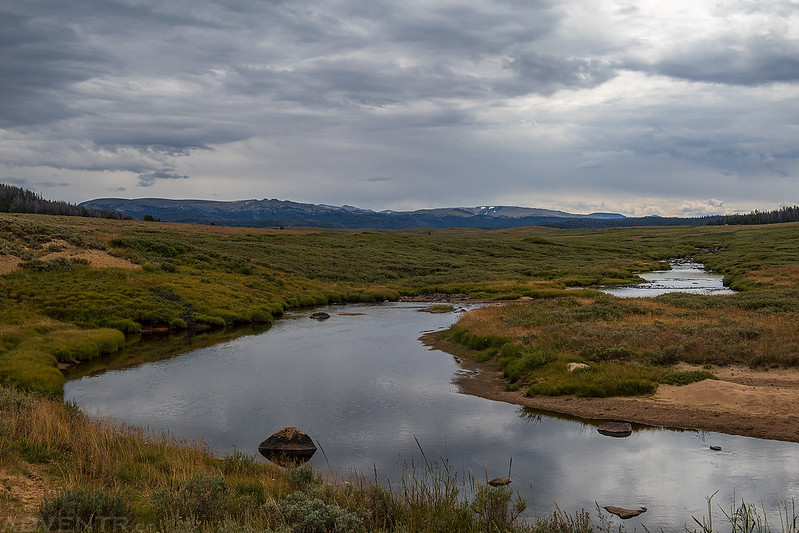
[424,333,799,443]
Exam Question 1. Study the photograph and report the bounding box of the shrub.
[286,464,316,490]
[498,345,556,382]
[193,314,227,328]
[580,344,635,362]
[39,487,135,532]
[662,370,717,386]
[169,318,188,330]
[262,487,364,533]
[646,344,685,365]
[105,318,142,334]
[448,326,506,352]
[472,484,526,532]
[152,474,229,525]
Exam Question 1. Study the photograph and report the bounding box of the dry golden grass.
[0,386,289,521]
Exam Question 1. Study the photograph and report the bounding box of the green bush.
[647,344,685,365]
[662,370,717,386]
[153,474,229,525]
[580,344,635,362]
[193,314,227,328]
[498,345,556,382]
[472,484,526,532]
[169,318,188,330]
[39,487,135,532]
[449,326,507,352]
[262,487,364,533]
[105,318,142,334]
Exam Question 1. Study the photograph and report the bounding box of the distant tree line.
[0,183,129,219]
[708,205,799,225]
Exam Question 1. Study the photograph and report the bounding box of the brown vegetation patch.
[748,264,799,287]
[0,255,20,274]
[0,465,49,521]
[39,240,140,270]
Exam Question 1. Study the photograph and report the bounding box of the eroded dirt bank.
[423,332,799,443]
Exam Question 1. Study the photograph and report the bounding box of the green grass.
[0,214,797,399]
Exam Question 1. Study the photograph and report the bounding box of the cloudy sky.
[2,0,798,216]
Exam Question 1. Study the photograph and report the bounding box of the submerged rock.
[258,427,317,466]
[597,421,633,438]
[309,312,330,320]
[604,506,647,519]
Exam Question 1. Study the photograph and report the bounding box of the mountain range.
[79,197,711,229]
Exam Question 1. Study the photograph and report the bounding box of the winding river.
[64,266,797,530]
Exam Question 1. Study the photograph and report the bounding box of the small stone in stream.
[604,506,647,519]
[309,312,330,320]
[597,421,633,438]
[488,477,511,487]
[710,445,722,451]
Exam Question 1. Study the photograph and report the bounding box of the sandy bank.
[423,332,799,443]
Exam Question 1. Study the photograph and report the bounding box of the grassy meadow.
[1,213,799,530]
[442,223,799,398]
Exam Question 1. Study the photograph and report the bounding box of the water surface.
[601,261,736,297]
[65,302,798,530]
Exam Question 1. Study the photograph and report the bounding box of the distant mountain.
[80,197,710,229]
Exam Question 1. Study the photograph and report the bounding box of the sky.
[1,0,798,217]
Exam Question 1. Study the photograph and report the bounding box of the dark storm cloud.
[634,35,799,86]
[137,169,190,187]
[502,53,617,95]
[0,6,109,127]
[1,0,797,213]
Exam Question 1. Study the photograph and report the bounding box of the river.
[64,267,797,531]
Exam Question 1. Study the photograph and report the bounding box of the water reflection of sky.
[65,303,798,531]
[602,261,737,297]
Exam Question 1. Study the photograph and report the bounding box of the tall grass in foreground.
[1,386,798,531]
[692,492,799,533]
[0,385,595,532]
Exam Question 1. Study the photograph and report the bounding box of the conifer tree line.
[0,183,129,219]
[708,205,799,225]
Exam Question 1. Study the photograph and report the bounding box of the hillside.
[80,197,671,229]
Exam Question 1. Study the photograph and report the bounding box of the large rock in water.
[597,421,633,438]
[258,427,317,466]
[604,506,647,519]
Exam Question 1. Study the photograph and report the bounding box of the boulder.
[604,506,647,519]
[488,477,511,487]
[567,362,589,372]
[258,427,317,466]
[597,421,633,438]
[309,312,330,320]
[710,445,722,451]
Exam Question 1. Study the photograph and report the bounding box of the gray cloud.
[503,53,617,95]
[0,0,797,214]
[633,35,799,86]
[138,170,190,187]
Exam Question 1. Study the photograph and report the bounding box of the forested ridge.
[709,205,799,225]
[0,183,129,219]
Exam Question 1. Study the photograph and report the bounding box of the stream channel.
[64,263,797,530]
